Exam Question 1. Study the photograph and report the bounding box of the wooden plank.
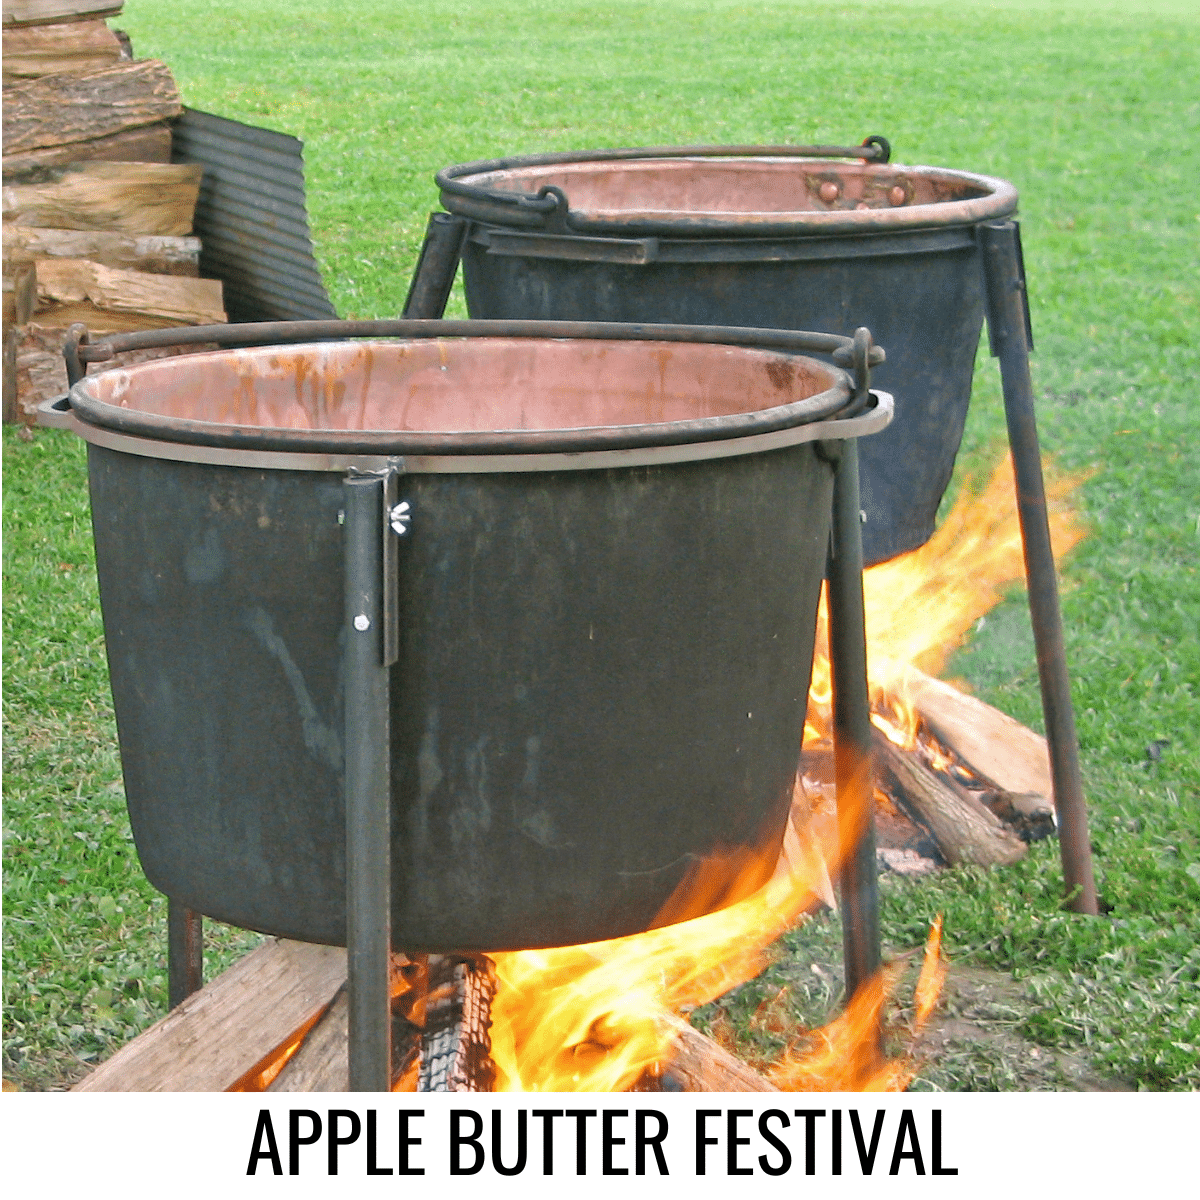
[34,256,224,325]
[2,160,202,235]
[74,939,347,1092]
[2,17,121,80]
[268,987,350,1092]
[4,225,200,276]
[2,122,173,171]
[898,665,1054,804]
[3,1,122,25]
[2,59,180,155]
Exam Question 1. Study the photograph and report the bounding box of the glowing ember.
[482,453,1085,1092]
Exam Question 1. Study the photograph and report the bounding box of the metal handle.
[436,137,892,231]
[36,394,76,430]
[63,317,884,375]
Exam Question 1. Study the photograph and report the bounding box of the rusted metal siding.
[171,107,336,322]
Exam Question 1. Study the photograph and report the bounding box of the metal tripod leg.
[402,213,468,318]
[980,220,1098,916]
[344,467,403,1090]
[827,438,882,1003]
[167,900,203,1009]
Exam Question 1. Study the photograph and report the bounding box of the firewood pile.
[3,0,226,424]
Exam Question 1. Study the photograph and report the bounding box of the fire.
[488,770,867,1092]
[484,453,1086,1092]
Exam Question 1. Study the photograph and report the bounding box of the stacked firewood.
[3,0,225,423]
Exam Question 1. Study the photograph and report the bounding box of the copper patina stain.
[765,358,794,391]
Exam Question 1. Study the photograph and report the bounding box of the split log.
[2,1,123,25]
[3,260,37,327]
[872,727,1027,867]
[658,1022,780,1092]
[11,320,218,422]
[2,122,173,171]
[9,321,67,418]
[3,324,18,423]
[897,666,1056,836]
[2,59,180,157]
[1,17,122,80]
[3,160,203,236]
[73,938,346,1092]
[4,225,200,275]
[34,255,224,329]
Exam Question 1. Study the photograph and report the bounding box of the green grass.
[4,0,1198,1090]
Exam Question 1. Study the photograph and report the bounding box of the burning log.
[418,955,499,1092]
[872,727,1027,867]
[899,665,1056,838]
[656,1022,779,1092]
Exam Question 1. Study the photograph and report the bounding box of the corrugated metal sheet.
[172,107,337,322]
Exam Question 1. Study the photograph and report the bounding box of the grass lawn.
[3,0,1197,1090]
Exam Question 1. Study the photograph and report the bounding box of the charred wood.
[417,955,498,1093]
[872,727,1028,867]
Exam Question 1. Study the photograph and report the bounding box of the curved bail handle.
[861,134,891,164]
[63,322,93,388]
[534,184,571,232]
[439,136,892,228]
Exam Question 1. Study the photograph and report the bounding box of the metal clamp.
[347,458,406,667]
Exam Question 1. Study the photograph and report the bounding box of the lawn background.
[3,0,1197,1090]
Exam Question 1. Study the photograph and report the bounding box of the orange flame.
[488,766,871,1092]
[482,455,1083,1091]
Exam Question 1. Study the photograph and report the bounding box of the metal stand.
[827,438,883,1003]
[981,221,1098,916]
[167,900,203,1009]
[402,213,468,318]
[823,331,884,1011]
[343,466,404,1090]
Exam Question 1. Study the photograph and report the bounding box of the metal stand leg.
[167,900,203,1009]
[402,213,468,318]
[827,438,882,1002]
[344,471,400,1090]
[980,220,1098,916]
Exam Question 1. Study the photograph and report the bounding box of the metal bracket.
[984,219,1034,356]
[348,457,406,667]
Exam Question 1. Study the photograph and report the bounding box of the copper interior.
[463,158,995,216]
[89,338,835,434]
